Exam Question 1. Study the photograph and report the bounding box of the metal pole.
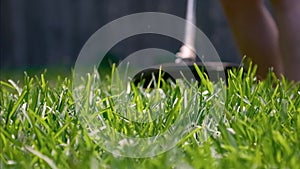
[176,0,197,62]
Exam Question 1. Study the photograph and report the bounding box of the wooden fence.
[0,0,239,70]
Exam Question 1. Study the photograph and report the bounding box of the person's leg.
[220,0,283,78]
[270,0,300,81]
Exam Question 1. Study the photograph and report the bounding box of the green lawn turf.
[0,63,299,169]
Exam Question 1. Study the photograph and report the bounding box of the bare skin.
[220,0,300,81]
[270,0,300,80]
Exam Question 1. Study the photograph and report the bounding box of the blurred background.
[0,0,240,78]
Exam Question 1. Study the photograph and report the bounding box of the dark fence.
[0,0,240,70]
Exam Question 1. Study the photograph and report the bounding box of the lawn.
[0,63,299,169]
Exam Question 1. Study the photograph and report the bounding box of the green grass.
[0,64,300,169]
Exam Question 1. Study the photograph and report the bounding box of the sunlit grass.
[0,64,299,168]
